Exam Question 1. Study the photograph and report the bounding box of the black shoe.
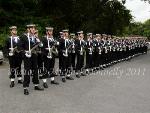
[24,89,29,95]
[39,76,43,79]
[103,65,106,68]
[96,68,99,71]
[92,69,96,73]
[31,74,33,77]
[34,86,44,91]
[66,76,74,80]
[18,80,23,84]
[52,73,58,76]
[51,81,59,85]
[85,71,89,75]
[43,83,48,88]
[10,81,15,88]
[100,67,104,70]
[105,64,109,67]
[89,69,93,73]
[81,73,87,76]
[62,78,66,82]
[76,74,80,78]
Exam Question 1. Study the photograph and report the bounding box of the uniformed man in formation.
[20,24,44,95]
[85,33,94,73]
[34,30,43,81]
[5,26,23,88]
[69,33,76,71]
[41,27,59,87]
[5,24,148,95]
[75,31,87,77]
[59,29,74,82]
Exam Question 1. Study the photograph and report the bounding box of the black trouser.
[66,53,72,75]
[93,52,99,68]
[129,49,132,57]
[135,47,138,55]
[130,49,134,56]
[43,55,56,79]
[85,52,93,69]
[126,48,130,58]
[59,52,69,77]
[98,53,103,66]
[9,52,22,79]
[76,53,84,72]
[117,51,120,60]
[59,52,62,71]
[119,51,123,60]
[141,46,145,53]
[111,51,116,62]
[123,50,126,59]
[107,51,112,64]
[37,53,43,74]
[23,53,39,87]
[101,51,105,65]
[104,52,109,64]
[70,53,76,70]
[138,47,141,54]
[144,46,148,53]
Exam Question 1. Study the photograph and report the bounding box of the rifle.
[25,43,40,58]
[45,46,58,59]
[63,43,72,57]
[9,46,22,56]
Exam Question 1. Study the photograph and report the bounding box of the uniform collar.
[47,35,54,40]
[10,36,19,39]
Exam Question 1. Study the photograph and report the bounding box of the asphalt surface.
[0,52,150,113]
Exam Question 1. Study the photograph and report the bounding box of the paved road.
[0,52,150,113]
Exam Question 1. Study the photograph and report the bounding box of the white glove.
[25,51,31,58]
[9,52,13,56]
[9,48,14,51]
[39,43,43,47]
[56,42,59,45]
[36,38,40,42]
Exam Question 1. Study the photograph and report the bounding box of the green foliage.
[0,33,8,49]
[0,0,133,47]
[141,0,150,3]
[122,0,150,4]
[124,19,150,39]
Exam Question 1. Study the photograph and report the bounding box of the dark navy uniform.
[59,29,74,82]
[70,34,76,71]
[21,24,44,95]
[5,26,23,88]
[41,34,59,87]
[75,31,86,77]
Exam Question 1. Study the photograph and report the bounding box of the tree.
[124,19,150,39]
[121,0,150,4]
[0,0,133,47]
